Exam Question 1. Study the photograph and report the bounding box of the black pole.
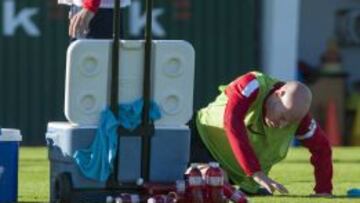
[141,0,153,182]
[110,0,120,114]
[107,0,121,188]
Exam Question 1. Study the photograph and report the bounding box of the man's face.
[264,89,295,128]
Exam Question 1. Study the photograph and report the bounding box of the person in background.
[58,0,131,39]
[196,71,333,197]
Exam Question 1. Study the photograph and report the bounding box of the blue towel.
[118,99,161,130]
[74,99,161,181]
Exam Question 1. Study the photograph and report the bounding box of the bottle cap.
[209,162,220,168]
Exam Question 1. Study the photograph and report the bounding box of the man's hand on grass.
[252,171,289,194]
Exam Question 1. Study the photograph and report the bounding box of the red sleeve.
[223,73,261,176]
[296,114,333,194]
[83,0,101,13]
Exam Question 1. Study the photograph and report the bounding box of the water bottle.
[188,163,204,203]
[205,162,225,203]
[223,183,248,203]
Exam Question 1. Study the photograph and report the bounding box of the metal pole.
[107,0,121,188]
[141,0,153,182]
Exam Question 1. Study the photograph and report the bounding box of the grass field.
[18,147,360,203]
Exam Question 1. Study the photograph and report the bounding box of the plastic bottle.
[106,196,114,203]
[223,183,248,203]
[205,162,225,203]
[188,163,205,203]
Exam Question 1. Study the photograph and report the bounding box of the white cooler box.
[45,122,190,202]
[65,40,195,126]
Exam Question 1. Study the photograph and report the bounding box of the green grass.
[18,147,49,203]
[18,147,360,202]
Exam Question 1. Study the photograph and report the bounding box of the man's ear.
[275,89,286,97]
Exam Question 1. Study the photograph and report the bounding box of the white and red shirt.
[224,72,333,194]
[58,0,131,12]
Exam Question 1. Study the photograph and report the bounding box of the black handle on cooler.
[110,0,120,117]
[106,0,155,188]
[141,0,154,183]
[106,0,121,188]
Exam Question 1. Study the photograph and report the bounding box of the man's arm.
[296,114,333,195]
[224,73,289,194]
[68,0,100,38]
[223,73,261,175]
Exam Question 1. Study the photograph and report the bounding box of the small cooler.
[46,122,190,203]
[0,129,22,203]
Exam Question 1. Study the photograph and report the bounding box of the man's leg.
[69,6,125,40]
[86,8,114,39]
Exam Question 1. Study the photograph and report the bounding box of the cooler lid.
[65,40,195,126]
[47,121,189,130]
[47,122,96,130]
[0,128,22,142]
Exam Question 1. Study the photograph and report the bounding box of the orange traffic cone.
[325,100,342,146]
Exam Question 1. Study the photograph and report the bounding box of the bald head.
[278,81,312,122]
[265,81,312,128]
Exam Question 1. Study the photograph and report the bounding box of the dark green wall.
[0,0,259,145]
[0,1,68,145]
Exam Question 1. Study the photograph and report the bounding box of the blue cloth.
[348,188,360,198]
[74,99,161,181]
[119,99,161,130]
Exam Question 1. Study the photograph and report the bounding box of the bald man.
[196,71,333,197]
